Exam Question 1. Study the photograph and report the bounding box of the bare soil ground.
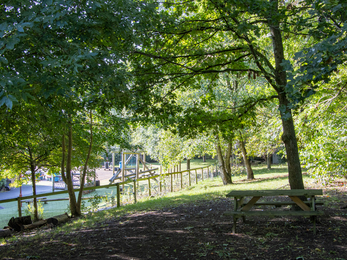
[1,182,347,260]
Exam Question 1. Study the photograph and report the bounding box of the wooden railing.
[0,165,214,218]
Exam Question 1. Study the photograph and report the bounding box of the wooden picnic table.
[225,189,324,234]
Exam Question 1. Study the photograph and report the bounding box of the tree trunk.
[267,152,272,170]
[202,155,206,162]
[278,96,304,189]
[225,141,232,175]
[268,0,304,189]
[76,111,93,214]
[238,132,254,180]
[239,139,254,180]
[61,134,67,183]
[28,148,39,222]
[30,169,39,222]
[215,135,232,184]
[65,124,78,216]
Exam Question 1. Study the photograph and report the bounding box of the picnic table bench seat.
[240,200,324,207]
[225,189,324,235]
[224,210,324,217]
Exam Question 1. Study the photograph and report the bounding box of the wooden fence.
[0,165,214,219]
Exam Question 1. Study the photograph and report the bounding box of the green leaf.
[6,36,20,50]
[5,97,13,109]
[0,96,6,107]
[0,22,7,32]
[17,25,24,33]
[0,56,8,64]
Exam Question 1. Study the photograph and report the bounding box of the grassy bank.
[2,164,294,239]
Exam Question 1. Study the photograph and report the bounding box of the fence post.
[148,178,151,197]
[201,167,204,181]
[170,174,173,192]
[117,183,121,207]
[133,180,137,203]
[17,198,22,217]
[195,169,198,184]
[180,171,183,189]
[159,166,162,193]
[189,170,191,186]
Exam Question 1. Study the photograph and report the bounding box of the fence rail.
[0,165,216,228]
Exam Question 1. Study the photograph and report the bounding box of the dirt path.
[1,185,347,259]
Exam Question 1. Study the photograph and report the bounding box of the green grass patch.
[1,163,312,244]
[2,164,294,238]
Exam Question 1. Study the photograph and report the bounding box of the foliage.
[87,194,104,212]
[0,0,156,109]
[284,0,347,106]
[230,165,246,177]
[0,101,61,183]
[296,65,347,184]
[0,0,159,217]
[104,192,117,207]
[246,102,283,158]
[132,0,333,188]
[24,201,44,220]
[132,125,215,169]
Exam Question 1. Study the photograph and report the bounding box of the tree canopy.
[1,0,347,200]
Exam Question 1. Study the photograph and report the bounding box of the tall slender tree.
[132,0,347,189]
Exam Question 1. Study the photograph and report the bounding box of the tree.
[0,101,60,221]
[1,0,156,108]
[132,0,347,189]
[237,131,254,180]
[215,134,233,184]
[0,0,158,216]
[246,102,283,170]
[132,125,215,171]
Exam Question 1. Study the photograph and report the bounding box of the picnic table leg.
[241,196,262,211]
[234,197,245,210]
[291,195,319,234]
[313,216,317,235]
[289,196,311,211]
[311,195,317,234]
[239,196,262,223]
[234,197,246,223]
[232,216,237,233]
[311,195,316,211]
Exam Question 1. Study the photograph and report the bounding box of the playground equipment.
[50,171,96,192]
[109,150,159,184]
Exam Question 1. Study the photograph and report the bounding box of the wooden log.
[46,213,69,226]
[23,219,47,230]
[8,216,32,232]
[0,229,12,238]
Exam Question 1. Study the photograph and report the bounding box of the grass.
[0,163,302,238]
[1,163,296,239]
[0,161,214,228]
[75,163,314,230]
[3,163,346,260]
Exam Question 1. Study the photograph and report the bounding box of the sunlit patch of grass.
[1,164,310,245]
